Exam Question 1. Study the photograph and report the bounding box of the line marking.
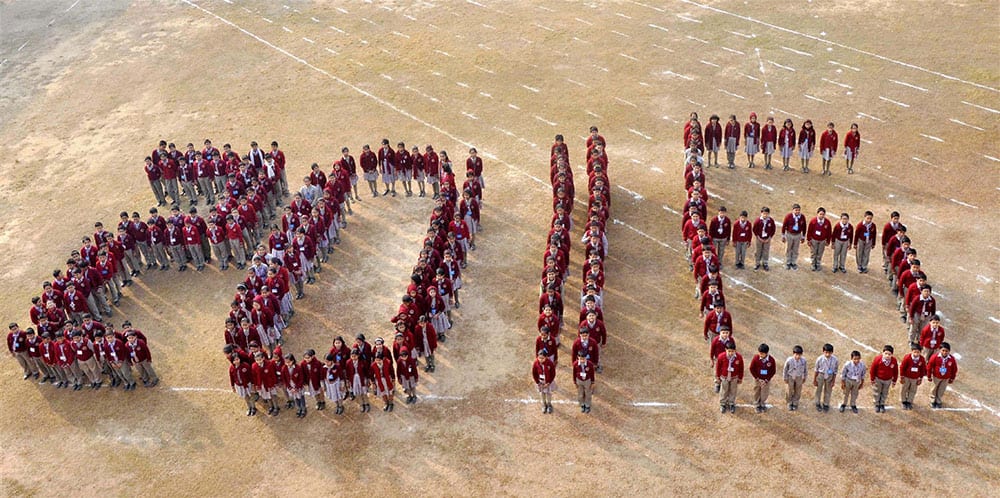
[281,26,292,33]
[767,60,796,72]
[687,99,706,108]
[829,60,860,71]
[613,219,678,252]
[949,118,984,131]
[983,154,1000,162]
[455,81,469,88]
[434,49,453,58]
[520,84,540,93]
[616,12,633,19]
[628,128,653,140]
[677,13,702,23]
[661,205,681,216]
[614,96,638,108]
[391,31,410,39]
[679,0,998,93]
[700,60,720,68]
[17,41,29,51]
[474,65,494,74]
[919,133,945,143]
[719,89,746,100]
[687,35,709,44]
[171,387,230,393]
[990,358,1000,367]
[911,215,939,227]
[631,402,682,407]
[781,46,813,57]
[534,115,557,126]
[962,101,1000,114]
[747,178,774,191]
[856,111,884,122]
[911,157,937,168]
[739,72,760,82]
[832,285,867,302]
[663,70,695,81]
[508,103,520,110]
[302,37,314,44]
[821,77,852,89]
[324,47,339,55]
[611,30,631,38]
[575,17,594,25]
[65,0,81,12]
[771,107,803,120]
[890,79,929,92]
[329,25,345,34]
[833,184,870,198]
[617,185,645,200]
[879,96,910,108]
[460,111,478,120]
[949,198,979,209]
[728,30,753,39]
[533,22,555,32]
[722,46,746,56]
[620,53,640,62]
[586,110,601,118]
[652,43,675,53]
[651,167,664,173]
[804,94,830,104]
[649,23,669,33]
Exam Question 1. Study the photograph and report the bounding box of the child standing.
[396,347,419,404]
[744,112,760,168]
[761,116,777,170]
[927,342,958,408]
[813,343,838,412]
[281,353,308,418]
[820,122,839,176]
[782,345,807,411]
[715,341,744,413]
[869,345,899,413]
[778,119,796,171]
[252,351,280,416]
[532,349,556,413]
[839,351,866,413]
[323,352,346,415]
[724,114,741,169]
[370,353,395,412]
[798,119,816,173]
[749,343,776,412]
[230,354,256,416]
[843,123,861,174]
[899,343,927,410]
[704,115,723,168]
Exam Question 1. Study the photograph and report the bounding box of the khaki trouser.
[211,241,231,269]
[31,357,52,378]
[181,180,197,202]
[785,236,802,265]
[754,239,771,266]
[78,357,102,383]
[809,240,826,268]
[930,378,949,405]
[63,361,84,385]
[909,316,930,345]
[719,377,739,406]
[186,244,205,268]
[13,352,35,376]
[752,379,771,406]
[149,179,166,204]
[785,377,804,406]
[198,178,216,204]
[576,379,593,407]
[872,378,892,406]
[136,241,154,268]
[734,241,748,267]
[900,377,921,404]
[856,241,872,270]
[152,243,170,267]
[164,178,180,204]
[49,362,67,383]
[111,361,135,385]
[134,360,158,383]
[815,376,835,406]
[712,238,727,265]
[842,378,862,406]
[169,245,188,266]
[832,239,850,270]
[214,176,226,195]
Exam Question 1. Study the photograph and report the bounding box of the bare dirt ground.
[1,0,998,496]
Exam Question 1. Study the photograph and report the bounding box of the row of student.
[710,340,958,414]
[533,128,610,415]
[224,149,484,418]
[145,139,290,208]
[7,320,158,391]
[683,112,862,175]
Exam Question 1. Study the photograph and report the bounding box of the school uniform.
[573,359,596,410]
[396,355,419,397]
[899,353,927,406]
[919,324,945,360]
[708,215,732,264]
[831,222,854,272]
[927,352,958,406]
[840,360,867,408]
[752,216,775,269]
[252,360,280,400]
[744,121,760,155]
[703,309,732,343]
[798,127,816,159]
[844,131,861,161]
[814,354,839,408]
[127,338,158,385]
[230,362,254,403]
[532,356,556,398]
[749,354,776,409]
[715,352,744,409]
[806,216,832,270]
[908,297,936,345]
[869,354,899,409]
[782,356,808,408]
[104,337,135,386]
[853,220,877,272]
[761,124,777,156]
[820,129,839,161]
[7,328,34,378]
[731,219,752,268]
[778,127,796,160]
[782,212,806,268]
[704,122,722,154]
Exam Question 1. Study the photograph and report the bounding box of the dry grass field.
[1,0,998,496]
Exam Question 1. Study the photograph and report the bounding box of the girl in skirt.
[414,315,437,372]
[761,116,778,170]
[459,189,480,250]
[433,268,455,319]
[396,347,419,404]
[323,352,346,415]
[426,286,451,340]
[724,114,741,168]
[844,123,861,174]
[252,351,281,416]
[449,212,471,257]
[370,353,396,412]
[744,112,760,168]
[229,354,256,416]
[798,119,816,173]
[250,300,278,352]
[281,353,308,418]
[440,250,462,308]
[778,119,796,171]
[704,115,723,168]
[345,349,370,412]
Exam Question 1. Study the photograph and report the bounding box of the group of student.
[533,127,611,415]
[224,141,486,418]
[683,112,862,176]
[681,119,961,413]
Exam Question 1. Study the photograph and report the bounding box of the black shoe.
[286,401,294,409]
[584,406,591,413]
[388,403,394,412]
[851,406,858,413]
[754,264,761,270]
[317,402,326,410]
[23,374,30,380]
[755,406,763,413]
[729,404,736,413]
[823,404,830,412]
[786,264,792,270]
[816,403,823,412]
[714,384,720,393]
[247,408,254,416]
[839,404,846,413]
[762,264,769,271]
[335,405,344,415]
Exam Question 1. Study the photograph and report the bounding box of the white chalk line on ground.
[188,0,996,418]
[672,0,999,93]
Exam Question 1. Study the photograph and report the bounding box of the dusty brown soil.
[1,0,998,496]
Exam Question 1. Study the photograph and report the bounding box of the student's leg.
[150,180,166,205]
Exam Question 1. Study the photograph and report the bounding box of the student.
[709,327,735,393]
[466,147,485,195]
[378,138,397,197]
[300,349,326,410]
[126,330,158,387]
[703,303,732,345]
[708,207,732,265]
[7,322,35,380]
[782,345,807,411]
[715,341,743,413]
[839,351,866,413]
[798,119,816,173]
[230,354,256,416]
[749,343,775,412]
[869,345,899,413]
[252,351,281,416]
[881,211,902,274]
[103,330,135,390]
[843,123,861,174]
[724,114,740,168]
[781,203,806,270]
[532,349,557,414]
[281,353,307,418]
[927,342,958,408]
[731,210,752,269]
[899,343,927,410]
[813,343,838,412]
[752,207,775,271]
[908,285,937,345]
[573,349,596,414]
[830,212,854,273]
[761,116,777,170]
[777,118,796,171]
[346,349,370,412]
[72,331,102,389]
[359,144,378,198]
[853,211,877,273]
[396,347,419,404]
[920,315,945,361]
[819,122,838,176]
[744,112,760,168]
[704,115,723,167]
[370,353,395,412]
[322,352,346,415]
[413,315,437,372]
[806,207,832,271]
[424,144,441,199]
